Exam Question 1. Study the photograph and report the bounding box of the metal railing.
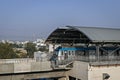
[75,55,120,62]
[0,53,51,64]
[53,55,120,67]
[0,58,36,63]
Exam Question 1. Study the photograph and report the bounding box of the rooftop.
[46,26,120,44]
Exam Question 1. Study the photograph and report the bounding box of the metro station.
[46,26,120,80]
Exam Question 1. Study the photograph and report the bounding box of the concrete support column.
[65,75,69,80]
[96,45,100,61]
[58,77,67,80]
[77,78,81,80]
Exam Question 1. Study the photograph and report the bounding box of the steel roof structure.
[46,26,120,44]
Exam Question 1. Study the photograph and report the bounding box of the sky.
[0,0,120,41]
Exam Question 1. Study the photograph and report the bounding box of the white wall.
[88,65,120,80]
[68,61,89,80]
[49,44,54,52]
[0,61,52,74]
[48,44,61,52]
[68,61,120,80]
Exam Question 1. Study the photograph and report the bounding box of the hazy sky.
[0,0,120,41]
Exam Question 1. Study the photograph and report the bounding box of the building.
[46,26,120,80]
[33,39,47,50]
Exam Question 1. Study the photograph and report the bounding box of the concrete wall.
[68,61,89,80]
[0,63,14,74]
[31,61,52,72]
[0,61,66,80]
[68,61,120,80]
[2,60,120,80]
[14,62,31,73]
[88,65,120,80]
[24,71,66,79]
[0,75,25,80]
[0,61,52,74]
[0,70,66,80]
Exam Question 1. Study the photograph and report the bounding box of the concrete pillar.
[76,78,81,80]
[65,75,69,80]
[96,45,100,61]
[49,44,54,52]
[58,77,66,80]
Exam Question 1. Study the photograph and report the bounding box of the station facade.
[46,26,120,80]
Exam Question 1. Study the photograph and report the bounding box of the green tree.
[24,42,37,58]
[10,43,23,48]
[38,46,49,52]
[0,42,19,59]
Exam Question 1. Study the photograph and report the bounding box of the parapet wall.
[0,61,52,74]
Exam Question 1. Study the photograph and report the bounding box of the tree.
[38,46,49,52]
[10,43,23,48]
[24,42,37,58]
[0,42,19,59]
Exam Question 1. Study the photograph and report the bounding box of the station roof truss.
[45,26,120,44]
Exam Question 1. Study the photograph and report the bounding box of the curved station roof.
[46,26,120,44]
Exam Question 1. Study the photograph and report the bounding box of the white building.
[34,51,48,61]
[33,39,46,50]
